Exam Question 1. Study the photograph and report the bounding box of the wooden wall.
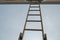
[0,0,60,3]
[45,0,60,2]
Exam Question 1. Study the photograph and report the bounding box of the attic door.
[26,0,43,2]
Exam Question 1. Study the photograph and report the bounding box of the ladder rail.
[22,4,31,39]
[39,4,45,40]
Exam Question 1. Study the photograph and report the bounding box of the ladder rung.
[29,10,40,11]
[30,6,39,8]
[28,14,40,16]
[24,29,42,31]
[27,20,41,22]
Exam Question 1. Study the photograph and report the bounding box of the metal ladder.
[18,3,47,40]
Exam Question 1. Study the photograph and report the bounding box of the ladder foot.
[18,32,23,40]
[44,34,47,40]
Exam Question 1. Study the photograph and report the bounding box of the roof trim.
[0,2,60,4]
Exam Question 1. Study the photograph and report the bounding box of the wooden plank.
[0,0,60,4]
[0,2,60,4]
[1,0,60,2]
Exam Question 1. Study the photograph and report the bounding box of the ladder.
[18,3,47,40]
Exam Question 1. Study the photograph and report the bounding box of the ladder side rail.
[39,4,45,40]
[22,4,31,40]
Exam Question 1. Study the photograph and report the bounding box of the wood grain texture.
[0,0,60,2]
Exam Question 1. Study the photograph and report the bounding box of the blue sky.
[0,4,60,40]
